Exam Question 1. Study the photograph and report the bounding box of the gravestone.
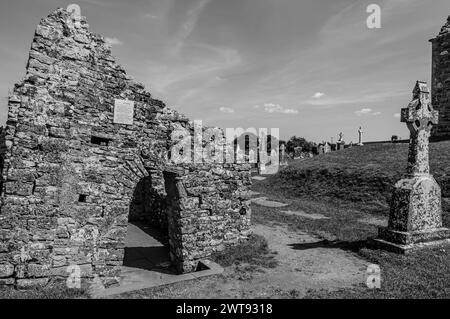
[358,126,364,146]
[236,144,244,163]
[248,149,256,164]
[260,148,279,175]
[280,144,288,166]
[323,142,331,154]
[337,132,345,150]
[318,144,325,154]
[293,147,302,159]
[373,81,450,253]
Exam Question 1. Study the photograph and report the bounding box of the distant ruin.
[0,8,252,288]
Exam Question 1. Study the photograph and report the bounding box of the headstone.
[260,148,279,175]
[236,144,244,163]
[258,162,266,174]
[373,81,450,253]
[113,99,134,125]
[280,144,288,166]
[358,126,364,146]
[323,142,331,154]
[294,147,302,159]
[337,132,345,150]
[248,149,256,163]
[318,144,325,154]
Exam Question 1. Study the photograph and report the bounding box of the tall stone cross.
[373,81,450,253]
[358,126,364,146]
[401,81,439,176]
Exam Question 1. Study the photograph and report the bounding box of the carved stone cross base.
[372,174,450,253]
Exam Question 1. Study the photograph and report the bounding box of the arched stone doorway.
[119,157,182,276]
[123,174,173,273]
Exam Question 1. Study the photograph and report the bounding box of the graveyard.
[1,5,450,300]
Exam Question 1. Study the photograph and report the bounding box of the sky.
[1,0,450,143]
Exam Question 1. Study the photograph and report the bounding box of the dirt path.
[247,224,369,297]
[116,223,369,299]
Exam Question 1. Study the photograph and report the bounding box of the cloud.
[304,90,406,108]
[105,37,123,46]
[170,0,211,56]
[144,13,159,19]
[312,92,325,99]
[219,107,235,113]
[355,108,381,116]
[256,103,299,114]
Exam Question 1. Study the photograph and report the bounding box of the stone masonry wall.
[431,15,450,141]
[0,8,251,288]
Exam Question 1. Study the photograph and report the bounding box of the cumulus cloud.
[105,37,123,46]
[219,106,235,113]
[355,108,381,116]
[312,92,325,99]
[255,103,299,114]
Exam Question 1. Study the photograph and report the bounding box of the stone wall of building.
[431,15,450,141]
[0,8,251,288]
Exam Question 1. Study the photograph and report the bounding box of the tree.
[286,136,316,154]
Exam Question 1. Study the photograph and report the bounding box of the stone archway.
[118,157,183,275]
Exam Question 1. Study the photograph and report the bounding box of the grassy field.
[254,142,450,214]
[251,141,450,298]
[0,282,87,299]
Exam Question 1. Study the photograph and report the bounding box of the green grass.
[256,142,450,212]
[306,247,450,299]
[251,141,450,298]
[251,196,450,298]
[0,282,88,299]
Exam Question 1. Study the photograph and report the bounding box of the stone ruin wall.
[431,15,450,141]
[0,9,251,288]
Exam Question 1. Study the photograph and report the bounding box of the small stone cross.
[280,144,287,164]
[358,126,364,145]
[401,81,439,175]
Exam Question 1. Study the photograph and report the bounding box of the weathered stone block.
[388,175,442,232]
[0,263,14,278]
[16,278,49,289]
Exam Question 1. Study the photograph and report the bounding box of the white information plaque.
[113,99,134,125]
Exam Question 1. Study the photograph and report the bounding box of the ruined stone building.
[0,9,252,288]
[431,15,450,140]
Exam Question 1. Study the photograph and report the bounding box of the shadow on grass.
[288,239,369,254]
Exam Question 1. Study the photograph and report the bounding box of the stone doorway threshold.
[93,223,223,298]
